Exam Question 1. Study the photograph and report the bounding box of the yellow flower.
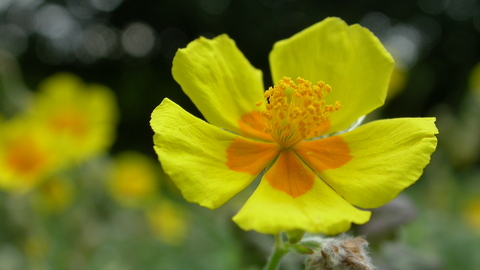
[107,151,160,208]
[464,198,480,233]
[31,73,119,162]
[146,200,188,245]
[24,233,49,262]
[0,116,61,191]
[387,63,409,101]
[150,17,438,235]
[31,175,75,215]
[469,62,480,102]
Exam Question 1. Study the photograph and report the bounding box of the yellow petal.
[0,116,61,191]
[300,118,438,209]
[172,34,265,135]
[269,17,394,134]
[150,98,277,209]
[146,200,189,245]
[34,73,118,162]
[107,151,160,208]
[232,150,370,235]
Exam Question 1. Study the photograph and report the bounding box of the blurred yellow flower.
[464,198,480,233]
[31,176,75,215]
[0,117,61,191]
[387,64,409,101]
[107,151,160,208]
[469,62,480,102]
[146,200,188,245]
[24,233,49,263]
[31,73,119,162]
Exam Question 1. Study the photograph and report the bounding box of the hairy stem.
[264,233,288,270]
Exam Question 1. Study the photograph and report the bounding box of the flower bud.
[305,235,374,270]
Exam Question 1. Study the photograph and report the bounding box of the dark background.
[2,0,479,157]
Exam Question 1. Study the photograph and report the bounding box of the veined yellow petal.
[150,98,277,209]
[269,17,394,134]
[172,34,265,136]
[233,151,370,235]
[307,118,438,209]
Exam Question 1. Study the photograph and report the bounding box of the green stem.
[264,233,288,270]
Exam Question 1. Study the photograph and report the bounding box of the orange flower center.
[6,136,48,178]
[257,77,341,148]
[49,109,87,139]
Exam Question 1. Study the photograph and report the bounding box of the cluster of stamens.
[256,77,341,148]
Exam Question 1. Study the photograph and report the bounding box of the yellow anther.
[325,84,332,93]
[258,77,340,148]
[335,101,342,109]
[255,101,262,106]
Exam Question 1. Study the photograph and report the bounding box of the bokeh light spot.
[417,0,448,15]
[0,0,12,13]
[360,12,391,38]
[90,0,122,12]
[445,0,476,21]
[13,0,44,8]
[67,0,96,19]
[199,0,230,15]
[81,24,117,58]
[0,24,28,56]
[34,4,76,39]
[384,24,422,67]
[121,22,156,58]
[6,6,36,34]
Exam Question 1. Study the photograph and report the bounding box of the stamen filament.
[260,77,341,148]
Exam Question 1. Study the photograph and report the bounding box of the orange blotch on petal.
[238,111,273,141]
[226,137,280,175]
[6,136,48,178]
[49,109,87,139]
[294,135,352,172]
[265,150,315,198]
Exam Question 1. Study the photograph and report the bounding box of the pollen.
[260,77,341,148]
